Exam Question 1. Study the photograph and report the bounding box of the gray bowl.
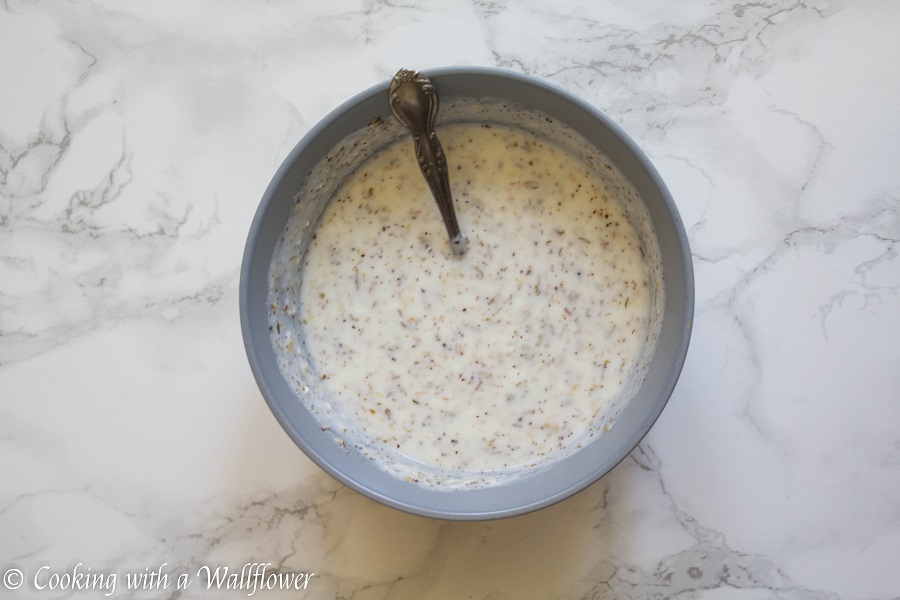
[240,67,693,520]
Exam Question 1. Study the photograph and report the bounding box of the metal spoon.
[389,68,468,256]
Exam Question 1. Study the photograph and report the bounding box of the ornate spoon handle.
[389,69,468,256]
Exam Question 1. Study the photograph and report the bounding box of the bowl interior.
[240,68,693,519]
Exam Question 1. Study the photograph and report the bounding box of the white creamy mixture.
[294,123,652,476]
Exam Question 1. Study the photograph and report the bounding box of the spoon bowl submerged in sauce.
[240,67,693,520]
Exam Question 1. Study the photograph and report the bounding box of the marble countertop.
[2,1,898,598]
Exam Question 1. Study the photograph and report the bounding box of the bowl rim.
[240,66,694,520]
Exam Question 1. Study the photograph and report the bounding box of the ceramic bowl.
[240,67,693,520]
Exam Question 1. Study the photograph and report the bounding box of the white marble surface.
[1,1,898,598]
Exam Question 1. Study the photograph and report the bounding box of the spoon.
[389,68,468,256]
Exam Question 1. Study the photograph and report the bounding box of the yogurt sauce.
[292,122,653,478]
